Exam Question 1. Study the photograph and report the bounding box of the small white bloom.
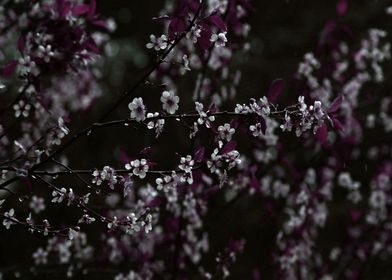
[386,6,392,15]
[146,34,168,51]
[179,155,194,173]
[125,159,149,179]
[128,97,146,122]
[147,112,165,137]
[3,208,15,229]
[160,91,180,114]
[210,32,228,47]
[33,248,48,265]
[37,44,55,63]
[29,196,45,214]
[218,123,235,142]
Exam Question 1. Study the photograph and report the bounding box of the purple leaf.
[220,140,237,154]
[316,123,328,144]
[331,117,344,131]
[198,22,212,50]
[118,150,131,164]
[194,146,205,163]
[72,4,90,16]
[209,14,227,31]
[88,0,96,19]
[92,19,108,29]
[336,0,348,16]
[208,102,217,113]
[2,60,18,78]
[17,36,26,53]
[349,209,361,221]
[328,95,343,113]
[168,18,186,41]
[148,198,162,207]
[267,79,283,104]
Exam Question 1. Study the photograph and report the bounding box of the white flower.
[195,102,215,128]
[161,91,180,114]
[37,44,55,63]
[210,32,228,47]
[386,6,392,15]
[280,113,292,132]
[29,196,45,214]
[218,123,235,142]
[107,216,118,230]
[146,34,168,51]
[147,112,165,137]
[52,187,67,203]
[3,208,15,229]
[179,155,194,173]
[128,97,146,122]
[249,123,263,137]
[125,159,149,179]
[187,26,201,43]
[78,214,96,224]
[33,248,48,265]
[58,117,70,135]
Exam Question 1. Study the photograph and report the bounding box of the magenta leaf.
[220,140,237,154]
[17,36,26,52]
[72,4,90,16]
[267,79,283,104]
[168,18,186,40]
[198,22,212,50]
[208,102,218,113]
[91,19,108,29]
[316,123,328,144]
[209,14,227,31]
[331,117,344,131]
[88,0,97,19]
[194,146,205,163]
[2,60,18,78]
[349,209,361,221]
[328,95,343,113]
[336,0,348,16]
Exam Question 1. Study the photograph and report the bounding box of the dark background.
[1,0,392,279]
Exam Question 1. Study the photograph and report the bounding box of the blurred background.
[1,0,392,279]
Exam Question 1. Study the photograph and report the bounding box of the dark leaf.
[208,102,217,113]
[267,79,283,104]
[209,14,227,31]
[17,36,26,53]
[2,60,18,78]
[72,4,90,16]
[328,95,343,113]
[331,117,344,131]
[316,123,328,144]
[220,140,237,154]
[168,18,186,41]
[198,22,212,50]
[336,0,348,16]
[88,0,96,19]
[194,146,205,163]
